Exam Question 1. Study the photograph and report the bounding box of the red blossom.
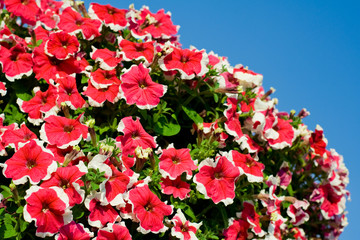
[95,223,132,240]
[88,3,128,32]
[119,38,155,64]
[160,176,191,200]
[40,114,88,149]
[23,186,72,238]
[45,31,80,60]
[56,75,87,110]
[159,47,209,79]
[128,184,173,234]
[170,209,202,240]
[90,46,122,70]
[58,7,102,40]
[55,221,93,240]
[120,63,167,109]
[0,44,33,81]
[40,161,87,206]
[194,154,240,205]
[2,140,57,184]
[158,146,197,180]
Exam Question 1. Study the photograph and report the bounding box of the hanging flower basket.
[0,1,349,239]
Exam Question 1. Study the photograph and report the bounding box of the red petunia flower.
[286,199,310,226]
[90,68,120,89]
[88,3,128,32]
[83,80,122,107]
[233,65,263,88]
[223,218,250,240]
[99,164,131,206]
[55,221,93,240]
[129,7,178,39]
[17,85,59,125]
[120,63,167,109]
[119,38,155,64]
[40,161,87,206]
[2,123,37,149]
[194,154,240,205]
[229,150,264,183]
[39,9,60,30]
[33,45,84,83]
[40,114,88,149]
[309,124,328,157]
[0,81,6,96]
[0,44,33,81]
[4,0,40,25]
[95,222,132,240]
[159,47,209,80]
[267,117,295,150]
[239,201,265,237]
[160,176,191,200]
[2,140,57,184]
[56,75,87,110]
[23,186,72,238]
[90,46,122,70]
[128,184,173,234]
[84,192,121,228]
[58,7,102,40]
[170,209,202,240]
[116,116,157,157]
[45,31,80,60]
[158,145,197,180]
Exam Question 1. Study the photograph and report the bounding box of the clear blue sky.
[90,0,359,238]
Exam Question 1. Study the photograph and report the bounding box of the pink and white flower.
[119,38,155,64]
[2,140,57,184]
[55,221,93,240]
[88,3,128,32]
[170,209,202,240]
[40,114,88,149]
[229,150,264,183]
[23,186,72,238]
[90,46,122,70]
[120,64,167,109]
[194,154,240,205]
[95,222,132,240]
[158,145,197,180]
[128,184,173,234]
[160,176,191,200]
[159,47,209,80]
[44,31,79,60]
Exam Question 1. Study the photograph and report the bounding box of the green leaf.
[15,206,23,214]
[19,218,28,232]
[15,92,33,101]
[182,105,203,124]
[183,205,197,221]
[154,114,180,136]
[287,184,294,196]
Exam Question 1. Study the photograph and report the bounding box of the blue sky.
[92,0,359,238]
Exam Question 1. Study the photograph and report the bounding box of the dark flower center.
[144,203,153,212]
[214,172,223,179]
[23,133,33,141]
[181,225,188,232]
[172,156,181,164]
[26,159,37,169]
[60,179,70,189]
[64,125,74,133]
[180,55,189,64]
[75,19,83,26]
[135,44,146,52]
[138,80,147,89]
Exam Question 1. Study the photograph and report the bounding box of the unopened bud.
[85,119,95,128]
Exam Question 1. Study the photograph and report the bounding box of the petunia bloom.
[128,184,173,234]
[95,222,132,240]
[160,176,191,200]
[159,47,209,80]
[40,114,88,149]
[23,186,72,238]
[158,146,197,180]
[55,221,93,240]
[88,3,128,32]
[120,63,167,109]
[194,154,240,205]
[2,140,57,184]
[170,209,202,240]
[45,31,80,60]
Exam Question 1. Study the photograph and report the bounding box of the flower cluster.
[0,1,349,240]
